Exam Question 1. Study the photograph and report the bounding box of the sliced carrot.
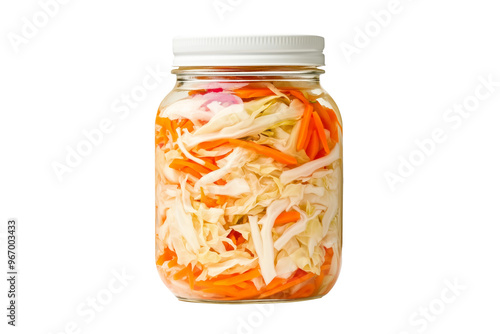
[215,179,227,186]
[305,131,320,160]
[196,139,228,151]
[236,235,245,245]
[170,159,212,175]
[221,286,261,300]
[156,254,168,266]
[156,117,177,142]
[325,107,342,133]
[302,114,316,149]
[312,111,330,154]
[228,231,238,245]
[226,139,297,165]
[200,187,218,207]
[275,211,301,226]
[183,120,195,132]
[193,279,220,290]
[227,229,245,246]
[286,90,314,151]
[167,257,178,268]
[259,272,315,299]
[288,283,316,299]
[173,266,190,280]
[198,139,297,165]
[188,89,205,96]
[201,286,242,297]
[313,102,334,136]
[320,264,332,271]
[181,166,202,179]
[157,247,176,265]
[214,268,261,286]
[216,195,228,206]
[222,241,234,251]
[232,88,275,99]
[316,148,327,159]
[287,90,310,105]
[296,104,313,151]
[235,282,253,289]
[196,157,219,171]
[264,277,286,291]
[193,266,203,276]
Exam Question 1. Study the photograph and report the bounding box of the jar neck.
[172,66,324,82]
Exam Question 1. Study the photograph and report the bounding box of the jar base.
[176,295,324,304]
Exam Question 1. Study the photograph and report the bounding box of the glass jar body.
[155,67,343,303]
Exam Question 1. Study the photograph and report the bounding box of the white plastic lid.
[172,35,325,67]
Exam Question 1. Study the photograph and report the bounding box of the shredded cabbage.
[155,82,343,300]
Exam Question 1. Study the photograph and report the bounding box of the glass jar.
[155,36,343,303]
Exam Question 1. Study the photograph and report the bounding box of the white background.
[1,0,500,333]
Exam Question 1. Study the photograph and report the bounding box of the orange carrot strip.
[193,279,220,290]
[216,195,228,205]
[296,104,313,151]
[265,277,287,290]
[183,120,194,132]
[235,282,252,289]
[287,90,310,105]
[222,241,234,251]
[305,131,320,160]
[201,286,242,297]
[320,264,332,271]
[226,230,245,246]
[156,254,168,266]
[197,157,219,171]
[198,139,297,165]
[226,139,297,165]
[288,283,316,299]
[259,272,315,299]
[157,247,176,266]
[157,117,177,142]
[315,148,327,159]
[312,112,330,154]
[325,107,342,132]
[236,235,245,245]
[233,88,275,99]
[196,139,228,151]
[188,89,206,96]
[221,286,261,300]
[181,166,202,179]
[178,119,188,128]
[274,211,301,226]
[173,266,190,280]
[302,114,316,149]
[167,257,178,268]
[214,268,261,286]
[215,179,227,186]
[314,102,334,135]
[200,188,218,207]
[170,159,212,175]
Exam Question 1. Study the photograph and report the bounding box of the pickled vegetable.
[155,82,342,301]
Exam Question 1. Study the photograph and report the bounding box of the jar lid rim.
[172,35,325,67]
